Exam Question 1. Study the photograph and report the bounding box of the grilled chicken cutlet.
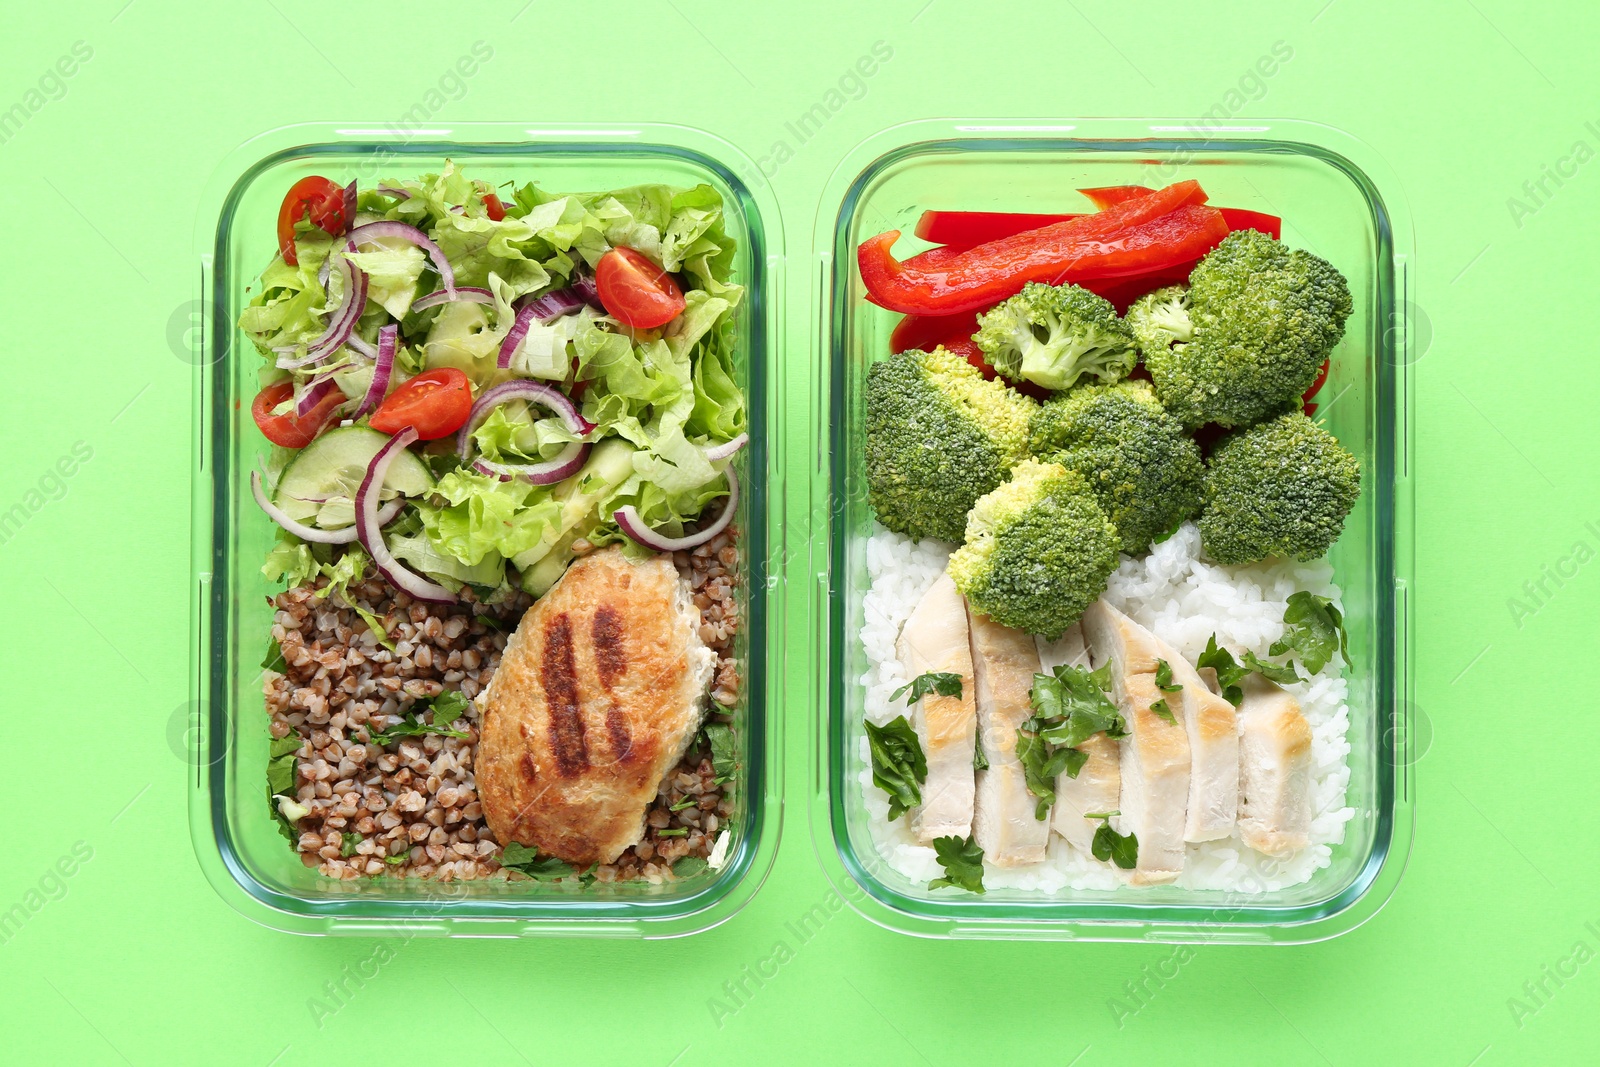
[479,547,716,866]
[968,608,1050,867]
[1236,674,1313,857]
[1037,624,1122,858]
[1081,601,1191,886]
[897,574,977,842]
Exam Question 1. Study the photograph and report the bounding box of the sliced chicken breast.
[1151,637,1239,843]
[1037,624,1122,857]
[1080,601,1190,886]
[1236,674,1313,857]
[478,547,715,865]
[896,574,977,842]
[968,608,1049,867]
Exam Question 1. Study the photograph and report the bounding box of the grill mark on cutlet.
[540,613,589,777]
[592,605,634,761]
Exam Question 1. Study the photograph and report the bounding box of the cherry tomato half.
[595,246,686,329]
[483,192,508,221]
[277,176,351,267]
[251,381,345,449]
[369,368,473,440]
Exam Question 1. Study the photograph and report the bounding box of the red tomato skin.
[251,381,344,449]
[369,368,473,441]
[595,247,685,329]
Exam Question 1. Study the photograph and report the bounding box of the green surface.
[1,0,1595,1063]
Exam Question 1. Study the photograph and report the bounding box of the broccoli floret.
[1030,380,1203,555]
[864,346,1035,542]
[1200,412,1361,565]
[947,459,1120,637]
[973,282,1137,392]
[1135,231,1353,429]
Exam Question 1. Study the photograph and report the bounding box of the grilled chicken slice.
[968,608,1049,867]
[1151,637,1239,843]
[1236,674,1313,857]
[1081,601,1190,885]
[1037,625,1122,857]
[478,547,716,865]
[897,574,977,842]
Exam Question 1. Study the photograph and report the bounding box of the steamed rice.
[857,521,1354,894]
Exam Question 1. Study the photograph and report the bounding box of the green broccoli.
[1029,380,1203,555]
[973,282,1137,392]
[864,346,1035,542]
[1132,231,1353,429]
[947,459,1120,637]
[1200,412,1361,565]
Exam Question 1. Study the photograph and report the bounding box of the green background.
[2,0,1595,1063]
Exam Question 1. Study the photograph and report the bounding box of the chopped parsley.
[1090,815,1139,870]
[1155,659,1183,694]
[670,796,699,812]
[1244,651,1302,686]
[262,636,287,673]
[703,723,737,785]
[891,671,964,705]
[368,690,472,745]
[499,842,575,881]
[928,834,986,894]
[864,715,926,821]
[973,732,989,771]
[656,828,688,837]
[1149,698,1177,726]
[1197,636,1252,705]
[340,832,361,858]
[1016,664,1126,817]
[672,856,708,878]
[1271,591,1347,674]
[266,735,302,843]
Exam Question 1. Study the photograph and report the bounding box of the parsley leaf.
[973,732,989,771]
[499,842,575,881]
[864,715,926,821]
[670,796,698,812]
[672,856,708,878]
[1243,651,1302,686]
[891,671,964,705]
[1270,591,1347,674]
[262,636,287,673]
[703,723,738,785]
[1090,816,1139,870]
[385,853,407,865]
[1197,635,1251,705]
[340,832,361,858]
[1017,665,1128,818]
[1155,659,1183,694]
[369,690,472,746]
[928,835,986,893]
[1150,698,1177,725]
[266,735,302,844]
[1089,662,1113,693]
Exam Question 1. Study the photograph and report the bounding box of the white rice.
[857,521,1354,895]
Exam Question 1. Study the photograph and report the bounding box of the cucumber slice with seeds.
[273,426,434,526]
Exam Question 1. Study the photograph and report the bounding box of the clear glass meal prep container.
[806,119,1417,943]
[186,123,787,937]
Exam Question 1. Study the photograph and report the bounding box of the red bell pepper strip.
[858,181,1215,316]
[1079,185,1155,209]
[276,176,352,267]
[914,205,1279,247]
[889,310,980,354]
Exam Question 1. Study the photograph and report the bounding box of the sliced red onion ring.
[294,374,342,419]
[522,286,587,321]
[471,441,591,485]
[456,379,594,457]
[251,470,402,544]
[344,333,376,360]
[569,272,603,310]
[347,221,455,293]
[411,286,495,312]
[496,289,585,370]
[353,325,398,418]
[341,181,357,230]
[614,468,740,553]
[278,243,369,370]
[356,428,456,603]
[701,433,748,463]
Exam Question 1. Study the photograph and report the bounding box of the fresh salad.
[244,162,747,605]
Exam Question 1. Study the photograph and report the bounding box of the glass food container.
[187,123,787,937]
[807,119,1417,943]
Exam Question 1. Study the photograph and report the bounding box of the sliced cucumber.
[274,426,434,525]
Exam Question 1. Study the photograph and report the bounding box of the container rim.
[186,121,787,937]
[807,117,1417,944]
